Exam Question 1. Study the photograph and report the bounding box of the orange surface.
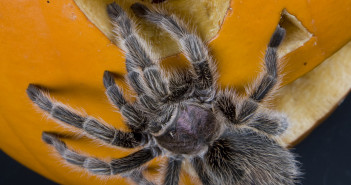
[0,0,351,184]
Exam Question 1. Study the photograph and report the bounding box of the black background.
[1,94,351,185]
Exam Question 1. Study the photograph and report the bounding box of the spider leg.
[42,132,159,175]
[203,137,245,184]
[247,110,288,136]
[107,3,169,100]
[103,71,173,135]
[128,170,156,185]
[216,90,259,124]
[165,69,194,102]
[249,26,285,102]
[216,27,286,125]
[103,71,149,131]
[190,157,215,185]
[127,71,158,112]
[131,3,216,102]
[164,157,182,185]
[27,84,147,148]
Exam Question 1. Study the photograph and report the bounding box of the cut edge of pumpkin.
[278,9,313,56]
[73,0,231,58]
[277,41,351,147]
[74,0,314,59]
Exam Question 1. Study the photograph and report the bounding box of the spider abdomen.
[155,104,218,155]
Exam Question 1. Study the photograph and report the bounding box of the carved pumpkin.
[0,0,350,184]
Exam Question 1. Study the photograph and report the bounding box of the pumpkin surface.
[0,0,351,184]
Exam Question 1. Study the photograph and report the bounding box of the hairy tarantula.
[26,2,299,185]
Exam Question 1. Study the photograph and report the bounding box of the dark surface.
[1,94,351,185]
[0,150,57,185]
[294,93,351,185]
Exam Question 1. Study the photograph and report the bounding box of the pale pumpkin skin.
[0,0,351,184]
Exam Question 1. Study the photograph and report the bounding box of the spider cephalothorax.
[27,2,299,185]
[155,104,219,155]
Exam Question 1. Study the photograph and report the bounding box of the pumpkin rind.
[0,0,351,184]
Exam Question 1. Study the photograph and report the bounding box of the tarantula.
[26,2,299,185]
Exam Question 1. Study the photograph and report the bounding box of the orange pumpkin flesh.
[0,0,351,184]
